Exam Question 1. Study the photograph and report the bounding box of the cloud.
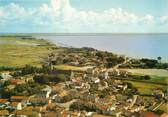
[0,0,167,33]
[51,0,62,11]
[50,0,158,32]
[141,15,155,24]
[0,3,32,25]
[0,8,4,17]
[160,16,168,23]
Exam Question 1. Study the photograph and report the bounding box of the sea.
[36,34,168,61]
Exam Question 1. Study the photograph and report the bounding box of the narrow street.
[55,99,77,110]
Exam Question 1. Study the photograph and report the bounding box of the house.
[160,113,168,117]
[86,112,95,117]
[96,98,113,105]
[107,95,116,101]
[10,96,27,102]
[0,72,12,79]
[71,77,83,85]
[154,89,165,98]
[0,99,9,104]
[130,105,145,112]
[46,103,65,112]
[92,114,112,117]
[91,77,100,83]
[61,110,84,117]
[0,99,9,108]
[81,93,97,102]
[10,96,28,110]
[123,84,128,91]
[29,98,49,106]
[104,71,109,79]
[109,69,119,76]
[9,79,25,85]
[119,70,129,77]
[115,69,120,76]
[0,110,9,116]
[12,110,39,117]
[37,86,52,98]
[60,110,71,117]
[52,83,65,93]
[68,111,81,117]
[24,75,34,82]
[69,60,80,66]
[52,94,61,102]
[98,81,108,91]
[108,105,117,111]
[141,111,159,117]
[50,69,72,76]
[59,90,69,98]
[82,82,90,89]
[23,105,46,113]
[98,71,109,79]
[6,85,16,90]
[95,103,110,114]
[41,111,58,117]
[11,102,22,110]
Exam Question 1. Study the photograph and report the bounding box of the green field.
[0,37,53,67]
[128,81,167,95]
[149,75,168,84]
[158,103,168,113]
[126,69,168,77]
[54,64,93,71]
[128,79,167,113]
[127,69,168,94]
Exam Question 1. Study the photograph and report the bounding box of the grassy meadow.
[0,37,53,67]
[126,69,168,77]
[128,81,167,95]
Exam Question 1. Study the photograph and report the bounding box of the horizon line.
[0,33,168,36]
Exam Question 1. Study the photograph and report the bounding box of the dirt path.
[55,99,77,110]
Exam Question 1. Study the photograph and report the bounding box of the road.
[152,101,164,111]
[55,99,77,110]
[108,56,127,71]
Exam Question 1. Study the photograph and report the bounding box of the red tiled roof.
[11,96,27,100]
[61,110,70,117]
[12,110,37,116]
[142,111,159,117]
[0,110,9,116]
[9,79,25,85]
[11,102,19,107]
[0,99,8,103]
[92,114,111,117]
[95,103,109,110]
[43,112,57,117]
[160,113,168,117]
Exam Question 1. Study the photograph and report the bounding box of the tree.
[33,75,49,84]
[22,64,37,75]
[140,58,158,68]
[157,56,162,64]
[143,75,151,80]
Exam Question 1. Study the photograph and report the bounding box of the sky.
[0,0,168,33]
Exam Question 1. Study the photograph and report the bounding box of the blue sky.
[0,0,168,33]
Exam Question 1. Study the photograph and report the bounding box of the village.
[0,60,167,117]
[0,43,167,117]
[0,0,168,116]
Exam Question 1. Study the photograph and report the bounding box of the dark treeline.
[119,58,168,69]
[0,66,20,71]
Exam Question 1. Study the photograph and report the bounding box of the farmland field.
[126,69,168,77]
[128,81,167,95]
[0,37,53,67]
[123,69,168,84]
